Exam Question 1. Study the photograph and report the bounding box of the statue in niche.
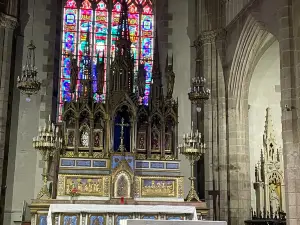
[165,133,171,150]
[269,182,280,212]
[68,130,74,146]
[151,132,160,150]
[116,175,129,198]
[94,132,100,147]
[81,130,89,147]
[139,136,145,149]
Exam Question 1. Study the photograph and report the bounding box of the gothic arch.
[228,15,276,109]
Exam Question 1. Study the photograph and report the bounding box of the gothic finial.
[165,53,175,99]
[96,51,105,96]
[137,63,146,98]
[116,0,130,41]
[153,29,161,75]
[69,52,78,95]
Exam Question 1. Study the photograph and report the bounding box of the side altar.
[29,1,207,224]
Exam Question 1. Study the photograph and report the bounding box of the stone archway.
[248,40,282,210]
[227,14,278,225]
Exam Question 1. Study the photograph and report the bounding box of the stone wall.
[4,0,60,224]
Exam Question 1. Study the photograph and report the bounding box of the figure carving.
[151,132,159,150]
[70,54,78,93]
[68,131,74,146]
[165,55,175,99]
[269,183,280,212]
[139,136,145,149]
[94,132,100,147]
[137,64,146,97]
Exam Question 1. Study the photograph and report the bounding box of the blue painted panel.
[126,156,134,170]
[76,160,91,167]
[90,215,105,225]
[116,216,130,225]
[167,216,183,220]
[61,159,76,167]
[166,163,179,169]
[142,216,156,220]
[112,156,134,170]
[62,215,78,225]
[150,162,164,169]
[38,215,47,225]
[93,160,107,168]
[136,161,149,168]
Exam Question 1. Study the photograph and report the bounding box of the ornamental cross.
[116,117,129,152]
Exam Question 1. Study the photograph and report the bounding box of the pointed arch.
[228,15,275,109]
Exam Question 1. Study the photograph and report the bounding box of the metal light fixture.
[17,0,41,102]
[188,76,210,112]
[17,40,41,101]
[32,116,63,199]
[178,122,206,202]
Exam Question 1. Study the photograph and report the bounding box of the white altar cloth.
[47,204,198,225]
[121,220,227,225]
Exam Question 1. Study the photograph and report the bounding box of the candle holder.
[178,122,206,202]
[32,116,63,199]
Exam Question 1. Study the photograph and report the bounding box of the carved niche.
[111,160,134,198]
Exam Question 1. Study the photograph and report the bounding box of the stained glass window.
[59,0,154,120]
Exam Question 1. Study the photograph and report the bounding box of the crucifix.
[208,189,220,221]
[116,117,130,152]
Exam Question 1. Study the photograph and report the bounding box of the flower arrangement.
[69,187,80,197]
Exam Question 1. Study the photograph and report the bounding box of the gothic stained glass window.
[59,0,154,120]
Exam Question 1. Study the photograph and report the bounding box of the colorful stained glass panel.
[59,0,154,120]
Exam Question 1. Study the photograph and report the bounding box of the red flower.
[71,188,78,193]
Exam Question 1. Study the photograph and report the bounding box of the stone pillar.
[277,0,300,224]
[194,29,227,221]
[0,12,18,224]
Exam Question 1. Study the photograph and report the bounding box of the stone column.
[277,0,300,224]
[0,12,18,222]
[194,29,227,221]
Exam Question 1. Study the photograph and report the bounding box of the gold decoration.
[32,116,63,199]
[135,176,183,198]
[141,179,176,197]
[62,151,106,159]
[57,174,110,197]
[178,122,206,202]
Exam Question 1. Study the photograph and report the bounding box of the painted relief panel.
[38,215,47,225]
[141,179,176,197]
[141,215,157,220]
[166,215,184,220]
[57,174,110,196]
[88,215,105,225]
[115,215,131,225]
[60,214,79,225]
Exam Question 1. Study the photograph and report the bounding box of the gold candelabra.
[178,122,206,202]
[32,116,63,199]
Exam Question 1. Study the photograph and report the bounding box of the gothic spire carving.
[110,0,135,94]
[79,25,93,101]
[96,51,105,96]
[263,107,277,161]
[150,30,163,106]
[165,54,175,99]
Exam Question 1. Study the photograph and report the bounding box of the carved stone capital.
[194,29,227,46]
[0,13,18,30]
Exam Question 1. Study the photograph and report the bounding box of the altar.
[28,1,209,225]
[46,204,198,225]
